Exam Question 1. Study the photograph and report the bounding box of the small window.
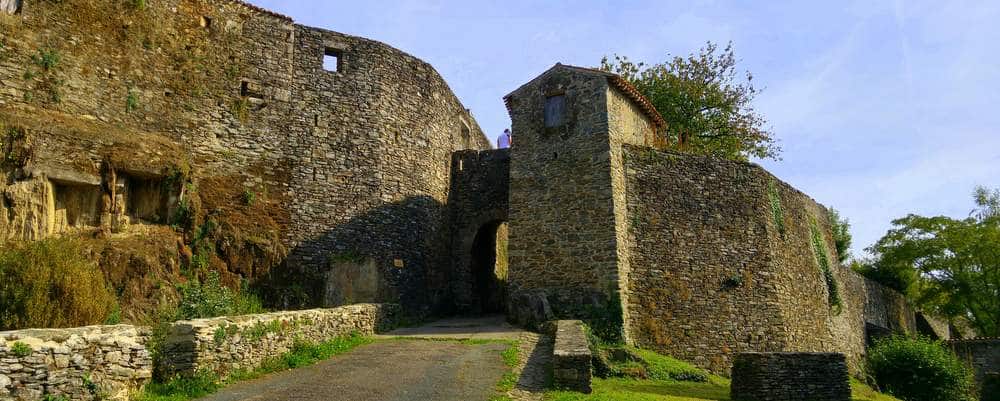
[1,0,21,15]
[240,80,263,100]
[544,94,566,128]
[323,48,343,72]
[200,16,213,29]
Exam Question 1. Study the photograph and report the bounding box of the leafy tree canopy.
[601,41,780,161]
[865,186,1000,336]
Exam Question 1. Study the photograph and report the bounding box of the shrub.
[866,336,976,401]
[176,271,264,320]
[0,239,117,330]
[11,341,32,357]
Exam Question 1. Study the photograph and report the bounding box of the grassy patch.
[136,333,373,401]
[548,346,900,401]
[490,341,521,401]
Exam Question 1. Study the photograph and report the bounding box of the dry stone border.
[0,325,151,401]
[160,303,399,378]
[0,303,399,400]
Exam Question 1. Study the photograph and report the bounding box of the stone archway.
[470,220,508,313]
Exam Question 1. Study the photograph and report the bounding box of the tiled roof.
[504,63,667,130]
[222,0,293,22]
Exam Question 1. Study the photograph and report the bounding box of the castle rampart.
[0,0,488,314]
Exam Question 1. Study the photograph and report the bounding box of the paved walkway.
[379,315,523,340]
[199,316,551,401]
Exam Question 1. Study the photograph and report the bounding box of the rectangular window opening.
[544,94,566,128]
[323,48,343,72]
[240,80,264,100]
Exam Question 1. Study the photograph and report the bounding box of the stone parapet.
[0,325,151,401]
[160,303,399,378]
[731,352,850,401]
[552,320,592,393]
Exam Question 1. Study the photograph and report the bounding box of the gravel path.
[198,339,510,401]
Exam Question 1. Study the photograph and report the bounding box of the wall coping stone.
[552,320,592,393]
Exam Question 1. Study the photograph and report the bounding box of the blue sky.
[249,0,999,256]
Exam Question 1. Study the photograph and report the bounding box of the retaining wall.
[948,338,1000,398]
[0,325,151,401]
[160,303,399,377]
[552,320,592,393]
[730,352,850,401]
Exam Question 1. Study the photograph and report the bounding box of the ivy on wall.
[767,180,786,238]
[809,218,842,314]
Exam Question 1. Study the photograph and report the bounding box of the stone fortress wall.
[503,64,937,374]
[0,0,489,313]
[0,0,972,385]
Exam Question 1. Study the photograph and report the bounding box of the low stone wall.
[161,303,399,377]
[731,352,850,401]
[948,338,1000,398]
[552,320,592,393]
[0,325,152,401]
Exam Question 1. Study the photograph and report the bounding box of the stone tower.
[503,64,665,333]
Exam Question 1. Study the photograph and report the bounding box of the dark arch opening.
[470,220,508,314]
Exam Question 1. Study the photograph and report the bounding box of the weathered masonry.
[0,0,489,315]
[502,64,946,374]
[0,0,957,379]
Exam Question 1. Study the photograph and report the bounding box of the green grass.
[546,347,900,401]
[489,341,521,401]
[135,333,373,401]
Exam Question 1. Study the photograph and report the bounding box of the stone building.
[501,64,943,373]
[0,0,947,376]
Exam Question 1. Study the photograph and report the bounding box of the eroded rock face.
[0,177,54,242]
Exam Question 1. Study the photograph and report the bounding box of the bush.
[866,336,976,401]
[176,271,264,320]
[0,239,117,330]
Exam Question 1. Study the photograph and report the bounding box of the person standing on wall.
[497,128,512,149]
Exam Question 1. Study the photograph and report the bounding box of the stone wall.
[552,320,592,393]
[0,0,489,314]
[0,325,151,401]
[730,352,850,401]
[620,145,916,374]
[948,338,1000,396]
[161,303,398,377]
[621,146,789,372]
[447,149,510,313]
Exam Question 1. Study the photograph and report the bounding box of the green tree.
[601,41,779,161]
[867,186,1000,336]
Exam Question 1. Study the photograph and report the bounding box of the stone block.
[552,320,592,393]
[731,352,850,401]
